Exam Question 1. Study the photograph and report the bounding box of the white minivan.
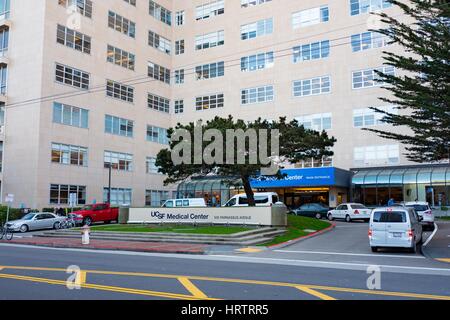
[161,198,207,208]
[369,207,423,253]
[223,192,281,207]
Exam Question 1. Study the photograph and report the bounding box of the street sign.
[5,194,14,203]
[69,193,77,207]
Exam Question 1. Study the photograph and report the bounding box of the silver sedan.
[6,213,66,233]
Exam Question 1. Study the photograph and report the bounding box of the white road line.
[423,223,438,247]
[274,250,425,259]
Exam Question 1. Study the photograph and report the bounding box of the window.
[196,0,224,21]
[0,102,4,127]
[241,0,272,8]
[241,52,274,72]
[53,102,89,128]
[148,31,171,54]
[174,100,184,114]
[148,62,171,84]
[105,115,134,138]
[351,31,390,52]
[293,40,330,62]
[146,157,160,174]
[0,27,9,54]
[103,188,132,206]
[104,151,133,171]
[106,80,134,102]
[0,0,10,19]
[196,93,224,111]
[293,76,331,97]
[108,11,136,38]
[148,93,170,113]
[295,113,332,131]
[195,30,224,50]
[55,63,89,89]
[146,190,169,206]
[352,66,395,89]
[241,18,273,40]
[292,6,329,29]
[175,39,185,55]
[241,85,274,105]
[176,11,185,26]
[124,0,136,6]
[50,184,86,205]
[56,24,91,54]
[354,144,399,166]
[0,64,6,95]
[52,143,88,166]
[147,126,169,145]
[353,106,397,127]
[107,45,135,70]
[350,0,392,16]
[195,61,225,80]
[297,156,333,168]
[175,69,184,84]
[58,0,92,18]
[149,0,172,26]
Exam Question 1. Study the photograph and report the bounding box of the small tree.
[365,0,450,162]
[156,116,336,206]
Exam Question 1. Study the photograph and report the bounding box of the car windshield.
[406,205,429,211]
[82,205,93,210]
[21,214,36,220]
[352,204,367,209]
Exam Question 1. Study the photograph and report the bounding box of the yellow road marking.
[178,277,208,299]
[237,247,263,253]
[0,273,213,300]
[436,258,450,263]
[79,271,87,285]
[296,286,336,300]
[1,265,449,300]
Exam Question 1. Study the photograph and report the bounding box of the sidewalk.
[2,237,208,254]
[422,221,450,264]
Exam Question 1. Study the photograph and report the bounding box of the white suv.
[404,202,434,231]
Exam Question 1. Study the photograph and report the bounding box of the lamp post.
[107,163,112,204]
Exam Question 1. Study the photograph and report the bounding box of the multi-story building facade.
[0,0,448,210]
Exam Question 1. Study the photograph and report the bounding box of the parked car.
[72,203,119,226]
[369,207,423,253]
[223,192,281,207]
[327,203,372,222]
[6,213,66,233]
[161,198,207,208]
[292,203,329,219]
[404,201,434,231]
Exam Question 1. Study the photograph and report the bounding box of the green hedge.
[0,206,28,225]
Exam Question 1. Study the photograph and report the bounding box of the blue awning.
[251,167,351,188]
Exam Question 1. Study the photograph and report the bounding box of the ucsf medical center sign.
[125,206,287,227]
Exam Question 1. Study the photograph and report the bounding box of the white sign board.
[69,193,77,207]
[5,194,14,203]
[127,206,287,227]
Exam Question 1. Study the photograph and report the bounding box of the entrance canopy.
[352,165,450,186]
[250,167,351,188]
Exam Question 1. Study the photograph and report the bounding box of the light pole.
[107,163,112,204]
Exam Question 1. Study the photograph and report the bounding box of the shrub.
[0,206,27,225]
[441,206,448,211]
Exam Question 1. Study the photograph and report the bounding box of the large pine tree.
[365,0,450,162]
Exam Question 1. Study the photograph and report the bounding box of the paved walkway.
[2,237,208,254]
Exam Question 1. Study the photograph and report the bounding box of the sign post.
[4,194,14,224]
[69,193,77,213]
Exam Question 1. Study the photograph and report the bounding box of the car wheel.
[83,217,92,226]
[327,213,334,221]
[345,215,352,223]
[53,222,61,230]
[315,213,322,219]
[371,247,378,253]
[19,224,29,233]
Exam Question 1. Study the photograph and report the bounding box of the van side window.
[239,197,249,205]
[254,196,269,204]
[183,200,189,207]
[176,200,183,207]
[272,195,279,203]
[226,198,237,207]
[165,201,174,208]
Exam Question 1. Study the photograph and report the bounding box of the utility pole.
[108,163,112,204]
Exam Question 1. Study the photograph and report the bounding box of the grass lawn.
[88,224,253,235]
[258,215,331,247]
[437,216,450,221]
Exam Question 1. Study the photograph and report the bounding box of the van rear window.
[373,211,407,223]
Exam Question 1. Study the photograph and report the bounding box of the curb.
[2,240,206,255]
[266,222,336,250]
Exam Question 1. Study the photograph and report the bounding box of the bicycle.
[0,223,14,241]
[59,215,77,230]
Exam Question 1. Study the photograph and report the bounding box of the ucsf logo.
[151,211,166,219]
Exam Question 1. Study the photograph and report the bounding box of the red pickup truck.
[72,203,119,226]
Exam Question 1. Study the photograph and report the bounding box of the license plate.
[392,232,402,238]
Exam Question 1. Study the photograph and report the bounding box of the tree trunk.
[241,175,256,207]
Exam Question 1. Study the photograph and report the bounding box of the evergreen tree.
[365,0,450,162]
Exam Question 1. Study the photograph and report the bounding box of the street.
[0,221,449,300]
